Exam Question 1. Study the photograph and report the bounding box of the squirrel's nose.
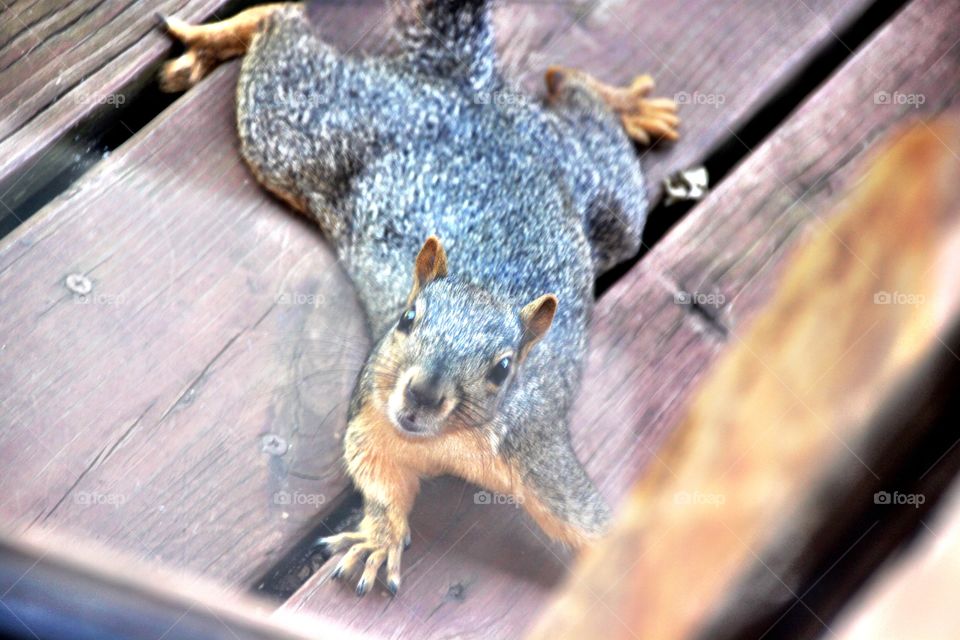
[405,380,445,410]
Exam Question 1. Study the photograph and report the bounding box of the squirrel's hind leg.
[158,4,289,92]
[546,67,680,146]
[544,68,674,273]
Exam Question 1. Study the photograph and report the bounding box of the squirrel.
[159,0,678,597]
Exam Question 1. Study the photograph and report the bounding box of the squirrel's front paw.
[318,524,408,596]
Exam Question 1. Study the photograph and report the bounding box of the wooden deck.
[1,0,959,638]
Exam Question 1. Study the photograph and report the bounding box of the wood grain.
[494,0,880,193]
[285,0,960,635]
[0,0,877,224]
[0,0,241,216]
[0,65,368,588]
[528,112,960,640]
[581,0,960,513]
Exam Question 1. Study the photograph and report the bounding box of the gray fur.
[237,1,648,536]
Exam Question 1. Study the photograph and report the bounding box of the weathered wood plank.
[495,0,882,192]
[281,477,571,638]
[528,112,960,640]
[0,0,240,217]
[0,64,368,587]
[581,0,960,502]
[283,0,960,635]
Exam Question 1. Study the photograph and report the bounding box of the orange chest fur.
[350,404,520,496]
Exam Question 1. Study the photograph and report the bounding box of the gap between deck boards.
[0,0,266,238]
[595,0,911,295]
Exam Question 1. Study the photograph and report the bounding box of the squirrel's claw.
[357,549,387,596]
[321,533,405,597]
[159,50,214,93]
[158,5,283,92]
[386,541,403,596]
[334,543,374,577]
[613,77,680,145]
[316,531,365,554]
[355,577,370,597]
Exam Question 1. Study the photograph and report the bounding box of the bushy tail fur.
[394,0,499,90]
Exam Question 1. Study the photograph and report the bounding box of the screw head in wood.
[261,434,288,456]
[65,273,93,295]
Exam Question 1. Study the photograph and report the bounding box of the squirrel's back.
[342,96,596,418]
[344,102,595,337]
[236,6,596,352]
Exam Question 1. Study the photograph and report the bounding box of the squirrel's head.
[370,236,557,438]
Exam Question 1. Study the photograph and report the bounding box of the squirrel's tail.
[394,0,499,91]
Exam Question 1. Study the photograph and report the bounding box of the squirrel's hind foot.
[158,16,225,92]
[546,66,680,146]
[158,5,286,92]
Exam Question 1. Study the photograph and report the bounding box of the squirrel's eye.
[397,308,416,333]
[487,357,512,386]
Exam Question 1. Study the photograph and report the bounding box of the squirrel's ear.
[409,236,448,300]
[518,294,558,360]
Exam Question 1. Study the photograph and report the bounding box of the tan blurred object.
[528,115,960,640]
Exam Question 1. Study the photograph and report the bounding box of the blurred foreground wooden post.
[528,115,960,640]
